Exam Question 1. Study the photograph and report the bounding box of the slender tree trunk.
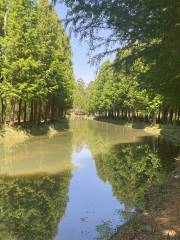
[177,109,180,122]
[121,110,123,119]
[24,102,27,123]
[1,98,4,123]
[174,108,177,122]
[38,101,42,124]
[10,97,15,124]
[106,110,108,118]
[18,99,22,124]
[30,101,34,122]
[34,100,38,124]
[157,110,161,123]
[117,110,120,119]
[1,97,7,124]
[44,101,48,123]
[152,112,157,126]
[169,108,174,123]
[51,100,55,121]
[163,108,168,123]
[128,111,131,121]
[132,110,136,122]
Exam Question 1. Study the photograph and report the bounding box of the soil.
[111,159,180,240]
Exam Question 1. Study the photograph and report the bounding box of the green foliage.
[86,44,178,123]
[94,141,173,210]
[0,172,71,240]
[96,221,115,240]
[62,0,180,124]
[87,50,153,117]
[0,0,74,124]
[73,78,88,111]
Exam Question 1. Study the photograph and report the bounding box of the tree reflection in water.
[0,171,71,240]
[94,137,177,212]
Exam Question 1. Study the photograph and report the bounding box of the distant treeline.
[0,0,74,124]
[74,51,180,125]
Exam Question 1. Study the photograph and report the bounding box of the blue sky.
[55,3,115,84]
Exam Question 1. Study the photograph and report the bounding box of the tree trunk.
[169,108,174,123]
[152,112,157,126]
[1,97,6,124]
[24,102,27,123]
[51,100,55,121]
[38,101,42,124]
[132,110,136,122]
[44,101,48,123]
[157,111,161,123]
[177,109,180,122]
[10,97,16,125]
[18,99,22,124]
[34,101,38,124]
[30,101,34,122]
[162,108,168,123]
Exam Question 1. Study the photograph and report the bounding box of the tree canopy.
[61,0,180,124]
[0,0,74,124]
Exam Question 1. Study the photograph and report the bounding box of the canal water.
[0,120,178,240]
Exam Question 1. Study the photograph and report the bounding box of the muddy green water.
[0,120,178,240]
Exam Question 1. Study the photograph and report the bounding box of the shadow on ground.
[15,118,70,136]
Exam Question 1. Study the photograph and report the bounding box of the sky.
[55,3,115,84]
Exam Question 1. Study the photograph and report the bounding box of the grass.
[0,119,69,147]
[0,124,30,147]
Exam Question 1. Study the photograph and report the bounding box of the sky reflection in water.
[0,120,178,240]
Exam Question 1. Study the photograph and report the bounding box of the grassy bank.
[98,119,180,239]
[111,159,180,240]
[89,116,180,145]
[0,125,30,147]
[70,114,180,144]
[0,119,69,147]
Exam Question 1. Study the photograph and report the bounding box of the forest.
[0,0,74,125]
[71,0,180,125]
[0,0,180,126]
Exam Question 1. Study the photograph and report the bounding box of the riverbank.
[130,122,180,145]
[0,119,69,147]
[69,116,180,239]
[0,118,179,238]
[71,115,180,144]
[111,159,180,240]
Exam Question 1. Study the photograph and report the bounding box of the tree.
[1,0,38,124]
[0,0,75,124]
[61,0,180,123]
[73,78,88,111]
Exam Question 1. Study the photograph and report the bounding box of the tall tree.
[62,0,180,123]
[0,0,74,124]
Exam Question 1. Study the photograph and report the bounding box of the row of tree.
[0,0,74,124]
[63,0,180,125]
[86,46,180,124]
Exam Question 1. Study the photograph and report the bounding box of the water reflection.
[94,138,176,211]
[70,119,152,154]
[0,120,178,240]
[0,132,73,175]
[56,147,124,240]
[0,172,71,240]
